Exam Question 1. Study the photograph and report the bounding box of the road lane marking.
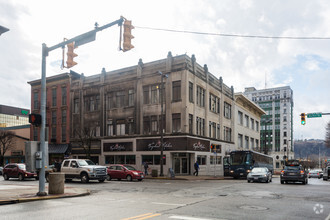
[169,216,227,220]
[152,202,186,206]
[121,213,161,220]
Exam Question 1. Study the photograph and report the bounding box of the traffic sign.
[307,113,322,118]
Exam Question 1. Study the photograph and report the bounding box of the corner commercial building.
[244,86,294,172]
[69,52,236,176]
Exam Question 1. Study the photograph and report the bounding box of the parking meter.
[35,151,42,169]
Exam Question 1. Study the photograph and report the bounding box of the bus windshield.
[230,152,252,165]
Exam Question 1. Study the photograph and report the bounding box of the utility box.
[25,141,49,172]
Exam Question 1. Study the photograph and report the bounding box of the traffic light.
[122,20,134,52]
[66,42,78,68]
[29,113,42,126]
[300,113,306,125]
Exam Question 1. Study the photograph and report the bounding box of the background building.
[0,104,29,127]
[234,93,266,152]
[28,72,81,163]
[70,52,235,176]
[244,86,294,172]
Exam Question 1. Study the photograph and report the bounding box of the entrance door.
[173,156,189,175]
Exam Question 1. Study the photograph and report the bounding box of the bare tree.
[73,125,96,159]
[325,121,330,148]
[0,130,16,166]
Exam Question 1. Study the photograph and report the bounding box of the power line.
[135,26,330,40]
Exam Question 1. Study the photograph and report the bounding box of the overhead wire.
[135,26,330,40]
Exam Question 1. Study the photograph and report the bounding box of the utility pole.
[37,16,125,196]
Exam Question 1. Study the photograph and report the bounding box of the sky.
[1,0,330,140]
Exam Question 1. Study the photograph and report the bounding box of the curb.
[0,189,90,205]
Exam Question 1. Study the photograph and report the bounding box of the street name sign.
[307,112,322,118]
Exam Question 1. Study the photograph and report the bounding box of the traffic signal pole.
[37,16,124,196]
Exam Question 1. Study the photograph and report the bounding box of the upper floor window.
[33,92,39,110]
[74,98,79,113]
[115,91,125,108]
[189,82,194,103]
[143,86,149,104]
[224,127,232,142]
[61,87,67,106]
[244,115,249,127]
[209,93,220,113]
[172,81,181,102]
[224,102,231,119]
[128,89,134,107]
[238,111,243,125]
[196,86,205,107]
[52,88,57,107]
[151,85,158,104]
[172,113,181,133]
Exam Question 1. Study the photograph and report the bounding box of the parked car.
[308,169,323,179]
[247,167,272,183]
[0,166,3,175]
[280,164,308,184]
[107,164,144,181]
[323,166,330,181]
[3,163,37,181]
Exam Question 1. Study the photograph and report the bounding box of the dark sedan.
[247,167,272,183]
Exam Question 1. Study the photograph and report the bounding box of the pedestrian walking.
[193,161,199,176]
[143,162,149,175]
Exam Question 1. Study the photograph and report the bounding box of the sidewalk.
[145,175,226,180]
[0,184,90,205]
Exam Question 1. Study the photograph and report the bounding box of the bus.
[229,150,273,178]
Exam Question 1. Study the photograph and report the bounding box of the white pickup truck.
[60,159,107,183]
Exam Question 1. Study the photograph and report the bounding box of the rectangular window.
[151,115,158,133]
[95,95,100,111]
[143,116,150,134]
[245,115,249,127]
[143,86,149,104]
[74,98,79,113]
[172,81,181,102]
[61,87,67,106]
[107,92,113,110]
[61,125,66,142]
[116,91,125,108]
[33,92,39,110]
[33,127,38,141]
[51,127,56,140]
[116,119,126,136]
[224,102,231,119]
[224,127,232,142]
[210,156,222,165]
[89,97,95,111]
[238,111,243,125]
[197,155,206,165]
[128,118,134,135]
[172,113,181,133]
[61,109,66,124]
[52,88,57,107]
[217,124,220,139]
[141,155,166,165]
[209,94,220,113]
[245,136,249,149]
[251,118,255,130]
[151,85,158,104]
[107,120,113,136]
[105,155,136,165]
[128,89,134,107]
[250,138,254,149]
[196,86,205,107]
[189,114,193,134]
[189,82,194,103]
[51,110,57,125]
[256,121,259,132]
[238,134,243,148]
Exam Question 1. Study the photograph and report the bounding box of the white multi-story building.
[244,86,294,172]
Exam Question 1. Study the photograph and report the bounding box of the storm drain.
[239,205,268,211]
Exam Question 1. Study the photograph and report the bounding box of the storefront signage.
[137,137,210,152]
[103,142,133,152]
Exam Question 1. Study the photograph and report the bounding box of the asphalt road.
[0,176,329,220]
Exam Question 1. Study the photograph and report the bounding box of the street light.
[158,71,168,177]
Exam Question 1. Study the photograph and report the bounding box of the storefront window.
[105,155,136,165]
[142,155,166,165]
[197,155,206,165]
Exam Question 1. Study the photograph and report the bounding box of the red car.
[107,164,144,181]
[3,163,37,181]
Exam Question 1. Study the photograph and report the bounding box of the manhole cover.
[239,205,268,211]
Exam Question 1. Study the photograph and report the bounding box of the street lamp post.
[158,71,168,177]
